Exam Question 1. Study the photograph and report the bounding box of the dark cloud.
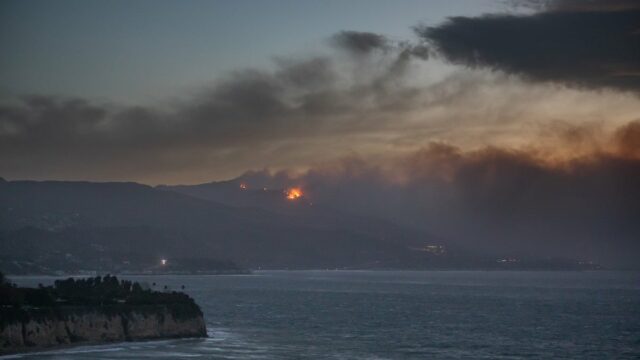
[330,31,390,54]
[331,30,431,61]
[417,2,640,92]
[404,43,431,61]
[514,0,640,12]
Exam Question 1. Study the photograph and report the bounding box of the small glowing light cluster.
[161,259,167,266]
[285,187,303,200]
[239,183,247,190]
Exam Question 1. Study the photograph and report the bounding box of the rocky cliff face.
[0,305,206,354]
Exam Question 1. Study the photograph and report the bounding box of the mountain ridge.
[1,179,440,271]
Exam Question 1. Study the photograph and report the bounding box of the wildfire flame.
[285,187,303,200]
[239,183,247,190]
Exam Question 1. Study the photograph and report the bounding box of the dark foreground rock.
[0,275,206,354]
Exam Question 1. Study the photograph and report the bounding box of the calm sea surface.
[5,271,640,359]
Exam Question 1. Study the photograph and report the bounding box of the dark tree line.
[0,272,197,309]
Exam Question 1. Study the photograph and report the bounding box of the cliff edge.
[0,274,207,354]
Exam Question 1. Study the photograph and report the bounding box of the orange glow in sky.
[285,187,303,200]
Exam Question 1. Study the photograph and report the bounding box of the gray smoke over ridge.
[234,121,640,268]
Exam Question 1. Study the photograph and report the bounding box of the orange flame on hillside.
[285,187,303,200]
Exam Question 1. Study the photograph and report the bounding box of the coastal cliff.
[0,275,207,354]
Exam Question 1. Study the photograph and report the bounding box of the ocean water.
[5,271,640,359]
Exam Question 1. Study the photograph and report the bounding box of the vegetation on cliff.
[0,273,203,325]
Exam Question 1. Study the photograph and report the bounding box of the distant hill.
[157,179,606,271]
[0,180,441,272]
[158,180,432,249]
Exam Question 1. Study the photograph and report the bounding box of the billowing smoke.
[235,122,640,268]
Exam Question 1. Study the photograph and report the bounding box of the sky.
[0,0,499,104]
[0,0,639,184]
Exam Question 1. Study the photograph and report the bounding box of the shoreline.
[0,334,208,357]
